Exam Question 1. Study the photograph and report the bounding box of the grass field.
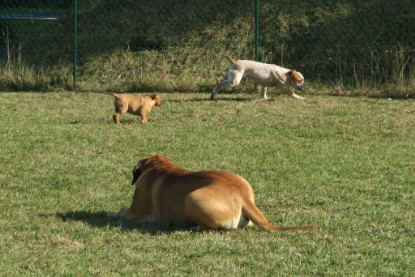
[0,91,414,276]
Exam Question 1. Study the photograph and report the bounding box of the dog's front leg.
[139,106,151,123]
[140,114,148,124]
[283,86,305,100]
[261,87,270,100]
[291,93,306,100]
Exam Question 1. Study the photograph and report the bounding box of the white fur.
[211,58,306,100]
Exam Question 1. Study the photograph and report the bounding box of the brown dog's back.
[114,155,318,232]
[94,92,161,124]
[184,171,318,231]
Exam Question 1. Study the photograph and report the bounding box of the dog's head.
[287,70,306,91]
[148,94,162,106]
[131,155,174,186]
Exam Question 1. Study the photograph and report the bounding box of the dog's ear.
[287,70,295,78]
[131,162,142,186]
[288,69,302,82]
[154,94,162,106]
[148,93,157,100]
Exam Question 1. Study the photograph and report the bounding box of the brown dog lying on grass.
[109,155,318,232]
[99,92,161,124]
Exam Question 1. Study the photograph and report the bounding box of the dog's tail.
[243,200,318,232]
[225,54,238,65]
[92,91,120,98]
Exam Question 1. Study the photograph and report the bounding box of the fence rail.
[0,0,414,97]
[0,12,61,20]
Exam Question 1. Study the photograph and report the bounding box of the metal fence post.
[73,0,78,90]
[255,0,259,61]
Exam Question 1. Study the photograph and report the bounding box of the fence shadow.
[55,210,188,235]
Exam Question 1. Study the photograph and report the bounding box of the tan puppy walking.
[99,92,161,124]
[110,155,318,232]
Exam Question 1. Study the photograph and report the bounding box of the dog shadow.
[56,210,187,234]
[168,96,254,103]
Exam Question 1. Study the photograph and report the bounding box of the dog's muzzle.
[297,82,306,91]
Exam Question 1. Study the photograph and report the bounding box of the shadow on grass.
[168,96,256,103]
[55,210,187,234]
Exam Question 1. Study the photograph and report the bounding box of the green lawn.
[0,92,414,276]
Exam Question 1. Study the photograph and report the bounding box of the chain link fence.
[0,1,71,63]
[1,0,414,96]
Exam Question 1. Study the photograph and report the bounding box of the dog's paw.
[292,93,306,100]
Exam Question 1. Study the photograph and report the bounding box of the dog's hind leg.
[113,100,128,124]
[184,190,244,230]
[212,79,229,93]
[113,113,121,124]
[140,109,149,124]
[211,80,228,100]
[210,70,242,100]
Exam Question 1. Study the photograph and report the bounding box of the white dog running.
[211,55,306,100]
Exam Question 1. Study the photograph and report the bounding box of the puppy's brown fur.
[110,155,318,232]
[100,92,161,124]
